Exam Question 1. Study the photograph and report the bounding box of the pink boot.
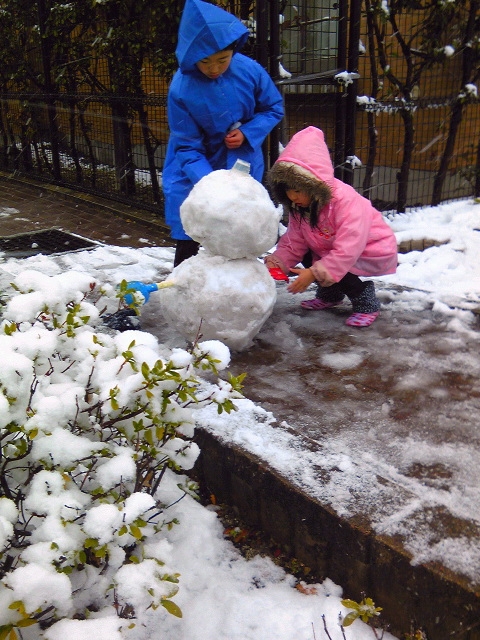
[345,281,380,327]
[345,311,379,327]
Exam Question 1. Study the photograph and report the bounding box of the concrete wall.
[193,428,480,640]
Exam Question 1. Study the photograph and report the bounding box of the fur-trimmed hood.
[268,127,334,209]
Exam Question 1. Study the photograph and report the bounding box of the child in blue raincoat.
[163,0,284,266]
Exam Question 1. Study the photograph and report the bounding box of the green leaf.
[163,574,180,583]
[84,538,98,548]
[16,619,37,628]
[130,525,143,540]
[161,599,182,618]
[341,598,360,610]
[0,627,13,640]
[342,611,359,627]
[135,518,147,527]
[4,323,17,336]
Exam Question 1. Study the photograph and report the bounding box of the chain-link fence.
[0,0,479,216]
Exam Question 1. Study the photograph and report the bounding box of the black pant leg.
[302,250,313,269]
[174,240,200,267]
[337,272,367,299]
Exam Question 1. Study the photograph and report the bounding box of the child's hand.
[311,262,335,286]
[263,253,288,273]
[224,128,245,149]
[287,267,316,293]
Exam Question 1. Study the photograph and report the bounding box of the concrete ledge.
[193,428,480,640]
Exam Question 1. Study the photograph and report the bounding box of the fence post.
[256,0,271,176]
[268,0,281,167]
[255,1,269,70]
[334,0,348,181]
[344,0,361,186]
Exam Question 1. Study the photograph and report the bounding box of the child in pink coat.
[265,126,397,327]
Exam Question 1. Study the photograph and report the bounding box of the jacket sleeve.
[239,66,284,151]
[271,213,309,271]
[167,89,215,185]
[313,196,373,282]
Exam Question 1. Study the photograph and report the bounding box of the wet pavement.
[186,284,480,640]
[2,172,480,639]
[0,172,171,249]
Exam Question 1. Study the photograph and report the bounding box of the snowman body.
[160,253,276,351]
[160,167,281,351]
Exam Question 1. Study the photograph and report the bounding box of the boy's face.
[196,50,234,79]
[286,189,311,208]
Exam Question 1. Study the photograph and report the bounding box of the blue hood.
[176,0,249,73]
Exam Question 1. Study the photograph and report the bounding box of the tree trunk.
[111,100,136,196]
[475,136,480,198]
[362,0,379,200]
[37,0,61,180]
[0,104,10,169]
[137,104,161,205]
[68,100,83,183]
[78,103,98,187]
[362,111,378,199]
[397,109,415,213]
[431,101,464,206]
[431,0,478,206]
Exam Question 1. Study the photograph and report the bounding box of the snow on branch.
[0,270,244,637]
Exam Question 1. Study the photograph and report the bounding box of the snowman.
[159,161,282,351]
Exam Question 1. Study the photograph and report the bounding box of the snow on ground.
[1,197,480,639]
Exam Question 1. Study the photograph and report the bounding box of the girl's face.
[286,189,312,208]
[196,50,234,79]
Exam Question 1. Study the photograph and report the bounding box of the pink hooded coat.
[268,127,398,283]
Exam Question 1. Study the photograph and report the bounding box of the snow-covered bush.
[0,270,244,638]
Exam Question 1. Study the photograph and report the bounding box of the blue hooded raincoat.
[162,0,284,240]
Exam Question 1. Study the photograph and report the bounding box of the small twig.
[338,614,347,640]
[60,359,76,374]
[322,614,334,640]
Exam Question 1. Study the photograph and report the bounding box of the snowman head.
[180,168,282,259]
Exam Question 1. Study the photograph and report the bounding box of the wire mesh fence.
[0,0,478,217]
[0,91,168,212]
[275,0,480,211]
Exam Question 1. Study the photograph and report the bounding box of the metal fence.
[272,0,480,211]
[0,0,479,216]
[0,91,169,213]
